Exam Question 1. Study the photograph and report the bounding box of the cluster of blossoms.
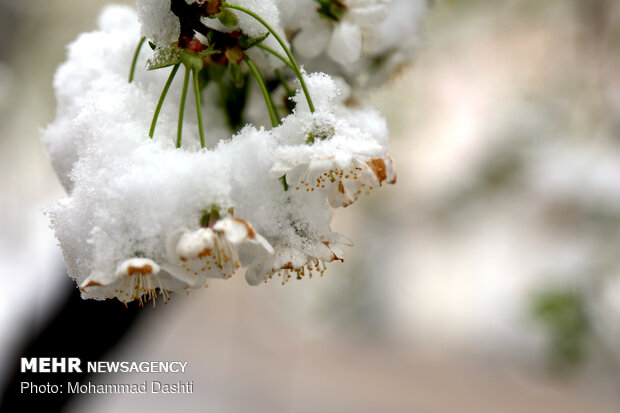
[43,0,425,306]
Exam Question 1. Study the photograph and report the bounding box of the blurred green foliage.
[531,289,590,372]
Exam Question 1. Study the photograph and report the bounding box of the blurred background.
[1,0,620,411]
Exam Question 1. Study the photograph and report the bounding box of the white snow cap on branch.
[41,0,420,306]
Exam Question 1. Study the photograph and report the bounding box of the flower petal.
[116,258,160,278]
[327,21,362,65]
[293,19,331,59]
[176,228,216,262]
[213,216,254,245]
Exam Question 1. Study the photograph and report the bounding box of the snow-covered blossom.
[270,71,395,206]
[165,216,274,286]
[274,151,396,207]
[327,155,397,207]
[245,236,352,285]
[80,258,189,306]
[76,212,273,307]
[41,0,418,306]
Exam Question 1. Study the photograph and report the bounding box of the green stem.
[177,67,191,148]
[245,56,279,127]
[192,69,206,148]
[222,3,315,113]
[149,63,180,139]
[129,36,146,83]
[256,43,295,71]
[275,68,294,97]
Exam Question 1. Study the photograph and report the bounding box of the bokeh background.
[1,0,620,411]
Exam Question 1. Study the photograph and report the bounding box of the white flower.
[79,216,274,306]
[245,235,352,285]
[326,154,396,207]
[79,258,198,307]
[274,153,396,207]
[293,0,389,66]
[165,216,275,286]
[347,0,428,90]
